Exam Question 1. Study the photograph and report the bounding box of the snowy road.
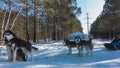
[0,40,120,68]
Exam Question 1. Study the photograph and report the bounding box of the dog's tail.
[32,46,38,50]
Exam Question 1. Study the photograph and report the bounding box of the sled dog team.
[2,30,93,62]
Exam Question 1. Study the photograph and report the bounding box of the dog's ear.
[10,29,14,33]
[10,29,15,35]
[7,29,15,37]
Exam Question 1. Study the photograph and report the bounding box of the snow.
[0,39,120,68]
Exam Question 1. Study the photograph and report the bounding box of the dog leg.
[13,48,17,62]
[90,50,92,56]
[24,53,28,61]
[30,51,33,61]
[90,44,93,56]
[24,51,33,61]
[10,49,13,61]
[30,46,33,61]
[6,46,13,61]
[67,47,72,55]
[11,44,17,62]
[22,48,28,61]
[22,48,33,61]
[6,46,11,61]
[85,45,89,55]
[79,45,83,57]
[25,54,28,61]
[86,44,93,56]
[87,49,92,56]
[76,45,81,56]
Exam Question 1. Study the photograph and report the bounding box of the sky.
[76,0,105,34]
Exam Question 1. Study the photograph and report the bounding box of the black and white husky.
[64,36,82,56]
[79,37,93,56]
[3,30,38,62]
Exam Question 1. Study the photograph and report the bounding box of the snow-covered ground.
[0,39,120,68]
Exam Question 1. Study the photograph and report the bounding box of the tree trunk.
[52,16,56,40]
[25,0,30,42]
[33,0,37,42]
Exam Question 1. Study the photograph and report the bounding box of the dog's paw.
[86,53,93,56]
[86,53,88,55]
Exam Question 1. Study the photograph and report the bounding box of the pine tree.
[91,0,120,39]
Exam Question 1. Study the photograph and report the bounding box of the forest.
[90,0,120,39]
[0,0,82,42]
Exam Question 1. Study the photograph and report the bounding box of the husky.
[64,36,82,56]
[3,30,38,62]
[79,37,93,56]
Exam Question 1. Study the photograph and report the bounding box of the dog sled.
[104,36,120,50]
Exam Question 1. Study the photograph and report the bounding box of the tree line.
[90,0,120,39]
[0,0,82,42]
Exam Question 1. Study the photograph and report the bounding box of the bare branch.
[2,10,7,32]
[5,4,12,30]
[1,10,7,41]
[10,6,24,30]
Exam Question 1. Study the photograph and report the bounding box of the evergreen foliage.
[0,0,82,41]
[91,0,120,39]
